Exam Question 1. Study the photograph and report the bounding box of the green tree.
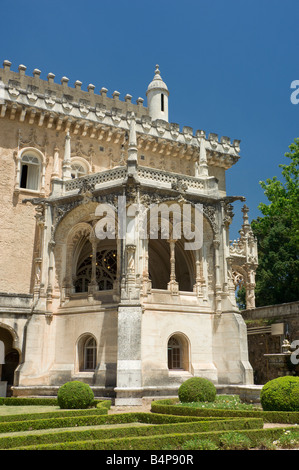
[250,138,299,307]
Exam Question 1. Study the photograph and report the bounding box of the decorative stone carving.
[171,176,188,193]
[141,115,152,132]
[95,103,106,121]
[62,95,73,113]
[170,123,180,139]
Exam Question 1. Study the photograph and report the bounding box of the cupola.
[146,65,169,122]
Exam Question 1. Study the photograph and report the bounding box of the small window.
[161,93,164,112]
[167,334,190,371]
[20,153,41,190]
[168,336,182,369]
[83,337,97,371]
[71,163,86,179]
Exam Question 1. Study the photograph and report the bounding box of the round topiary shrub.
[260,376,299,411]
[57,381,95,409]
[178,377,216,403]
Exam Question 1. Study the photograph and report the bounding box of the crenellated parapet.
[0,60,241,172]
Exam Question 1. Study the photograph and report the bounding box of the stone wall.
[242,301,299,384]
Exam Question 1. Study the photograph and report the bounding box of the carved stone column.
[63,242,75,302]
[193,249,203,297]
[213,238,222,313]
[46,236,55,308]
[167,239,179,295]
[62,132,72,181]
[88,233,98,297]
[142,236,152,296]
[245,267,256,309]
[14,153,21,193]
[51,146,60,180]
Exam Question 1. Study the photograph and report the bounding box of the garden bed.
[1,394,299,450]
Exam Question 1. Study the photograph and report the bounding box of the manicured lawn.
[0,405,62,416]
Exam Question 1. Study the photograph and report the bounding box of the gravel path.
[108,404,152,414]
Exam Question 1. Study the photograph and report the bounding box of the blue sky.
[1,0,298,239]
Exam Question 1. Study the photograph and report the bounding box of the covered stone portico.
[0,62,258,403]
[14,118,257,405]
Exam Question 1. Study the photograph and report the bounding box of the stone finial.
[154,64,161,78]
[18,64,27,75]
[136,97,144,106]
[74,80,82,90]
[241,204,250,231]
[100,87,108,97]
[127,113,138,175]
[113,91,120,100]
[3,60,12,71]
[47,73,55,84]
[33,68,41,79]
[128,113,137,148]
[61,76,69,87]
[199,135,209,177]
[88,84,95,94]
[125,94,132,103]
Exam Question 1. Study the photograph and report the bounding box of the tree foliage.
[250,138,299,306]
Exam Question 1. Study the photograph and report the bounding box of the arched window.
[167,334,189,371]
[83,337,97,371]
[70,158,90,179]
[20,153,41,190]
[71,163,86,179]
[75,248,117,293]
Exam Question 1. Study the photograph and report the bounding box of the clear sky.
[1,0,298,239]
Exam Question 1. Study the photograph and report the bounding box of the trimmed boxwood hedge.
[178,377,216,403]
[57,381,95,409]
[151,398,299,424]
[8,426,296,451]
[2,396,299,450]
[0,415,263,450]
[0,396,110,408]
[261,376,299,411]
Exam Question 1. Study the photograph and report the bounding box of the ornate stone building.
[0,61,258,403]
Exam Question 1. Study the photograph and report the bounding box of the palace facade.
[0,61,258,403]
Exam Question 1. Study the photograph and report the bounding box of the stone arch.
[75,332,98,373]
[70,156,91,178]
[231,263,256,309]
[54,200,120,296]
[0,325,21,388]
[54,201,100,292]
[17,146,46,193]
[64,222,94,292]
[142,200,215,293]
[167,332,190,371]
[232,266,247,290]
